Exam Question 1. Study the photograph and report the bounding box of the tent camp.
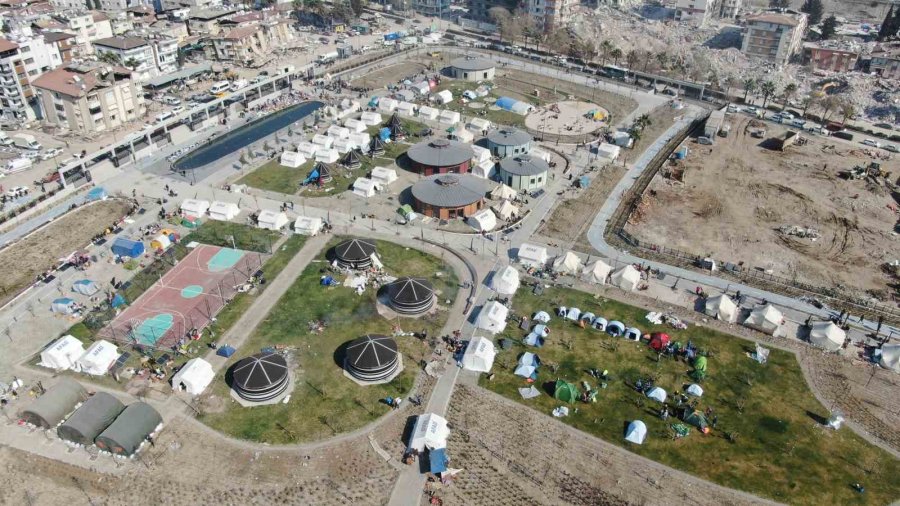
[411,80,431,95]
[315,148,340,163]
[311,134,334,148]
[517,243,548,267]
[208,201,240,221]
[180,199,210,217]
[809,321,845,352]
[552,251,582,276]
[461,336,496,373]
[624,420,647,445]
[19,378,87,428]
[327,125,350,139]
[418,105,439,120]
[95,402,162,456]
[583,259,611,284]
[439,110,461,124]
[51,297,77,314]
[494,96,532,115]
[171,358,214,396]
[611,265,641,291]
[343,118,367,133]
[554,380,579,403]
[467,208,497,231]
[434,90,453,105]
[360,111,382,126]
[476,300,509,334]
[349,132,370,149]
[370,166,398,185]
[111,237,144,258]
[39,335,85,371]
[57,392,124,446]
[378,97,399,112]
[490,183,518,201]
[76,340,118,376]
[743,304,784,336]
[490,265,520,295]
[492,199,519,221]
[72,279,100,296]
[704,294,738,323]
[257,210,288,230]
[352,177,380,198]
[297,142,318,158]
[279,151,306,168]
[333,137,358,154]
[409,413,450,451]
[880,344,900,373]
[471,144,491,164]
[293,216,323,236]
[646,387,667,403]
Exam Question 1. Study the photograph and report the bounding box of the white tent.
[434,90,453,105]
[352,177,380,198]
[471,159,496,179]
[311,134,334,148]
[686,384,704,397]
[332,137,358,154]
[76,340,118,376]
[450,127,474,143]
[471,144,492,164]
[476,301,508,334]
[378,97,399,112]
[467,117,492,133]
[343,118,367,133]
[397,101,417,116]
[411,80,431,95]
[462,336,496,373]
[150,234,171,251]
[297,142,318,158]
[293,216,323,236]
[552,251,582,276]
[40,335,85,371]
[51,298,77,314]
[611,265,641,291]
[327,125,350,139]
[257,209,288,230]
[418,105,439,120]
[529,147,551,163]
[180,199,210,217]
[439,110,461,124]
[360,111,383,126]
[409,413,450,451]
[583,259,611,284]
[209,201,240,221]
[533,311,551,323]
[349,132,370,149]
[490,265,520,295]
[705,294,738,323]
[280,151,306,168]
[809,321,845,352]
[596,142,621,162]
[339,99,360,116]
[171,358,215,396]
[370,166,397,185]
[743,304,784,336]
[646,387,667,403]
[518,243,548,268]
[880,344,900,373]
[624,420,647,445]
[490,184,518,200]
[315,148,339,163]
[611,131,633,148]
[467,208,497,231]
[492,200,519,221]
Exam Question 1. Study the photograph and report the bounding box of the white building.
[92,36,156,81]
[674,0,715,26]
[0,31,63,123]
[54,11,114,56]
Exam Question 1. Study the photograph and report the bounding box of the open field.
[349,61,429,90]
[481,284,900,505]
[627,115,900,299]
[0,198,133,307]
[237,159,315,195]
[199,238,459,443]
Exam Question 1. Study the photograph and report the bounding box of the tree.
[769,0,789,8]
[742,77,757,103]
[98,51,121,65]
[349,0,366,17]
[819,15,837,40]
[839,99,857,125]
[546,30,573,55]
[655,51,669,71]
[801,0,824,25]
[599,40,614,66]
[610,47,623,66]
[124,57,140,70]
[819,95,840,121]
[626,49,639,70]
[490,7,521,44]
[760,80,777,108]
[801,93,821,118]
[641,50,653,72]
[781,83,797,110]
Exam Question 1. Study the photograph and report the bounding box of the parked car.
[40,147,63,160]
[874,122,893,130]
[885,144,899,153]
[162,95,181,106]
[171,105,185,114]
[863,138,881,148]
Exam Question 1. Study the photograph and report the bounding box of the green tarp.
[554,380,579,404]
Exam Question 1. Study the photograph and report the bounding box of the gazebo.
[387,277,435,315]
[340,149,362,170]
[333,238,378,269]
[343,334,402,384]
[231,352,290,402]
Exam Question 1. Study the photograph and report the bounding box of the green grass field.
[199,238,459,443]
[432,81,527,128]
[482,285,900,505]
[236,159,314,195]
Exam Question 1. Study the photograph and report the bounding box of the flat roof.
[745,12,801,27]
[407,138,474,167]
[144,63,212,88]
[450,56,494,71]
[498,155,549,177]
[487,127,531,147]
[93,36,149,50]
[411,174,491,208]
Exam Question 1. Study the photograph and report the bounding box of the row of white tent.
[516,244,642,291]
[352,167,399,198]
[377,97,462,125]
[181,199,240,221]
[465,202,520,232]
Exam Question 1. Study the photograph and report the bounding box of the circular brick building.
[407,138,474,176]
[410,174,492,219]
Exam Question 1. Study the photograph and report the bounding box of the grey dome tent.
[387,277,435,315]
[231,352,290,402]
[333,238,377,269]
[19,378,87,429]
[57,392,125,446]
[95,402,162,456]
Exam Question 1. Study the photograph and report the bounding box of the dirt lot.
[349,61,429,90]
[0,198,133,307]
[627,115,900,298]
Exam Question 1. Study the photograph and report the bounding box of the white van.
[5,157,33,173]
[154,111,174,124]
[210,81,230,95]
[230,79,248,92]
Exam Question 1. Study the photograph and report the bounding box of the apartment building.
[803,41,860,73]
[161,0,220,11]
[49,0,88,10]
[52,11,114,56]
[43,32,76,65]
[0,39,35,122]
[674,0,715,26]
[869,43,900,79]
[187,9,235,37]
[33,63,144,134]
[740,11,808,67]
[92,0,151,10]
[412,0,451,17]
[717,0,741,19]
[526,0,578,32]
[92,35,176,82]
[208,21,292,64]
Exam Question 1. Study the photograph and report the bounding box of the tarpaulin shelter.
[646,386,667,403]
[95,402,162,456]
[611,265,641,291]
[517,243,548,268]
[583,259,612,284]
[150,234,172,251]
[181,215,201,228]
[525,324,549,347]
[552,251,582,276]
[397,204,416,222]
[625,420,647,445]
[110,294,125,308]
[880,344,900,373]
[294,216,323,236]
[19,378,87,428]
[533,311,551,323]
[111,237,144,258]
[40,335,85,371]
[72,279,100,296]
[683,410,709,431]
[378,127,392,142]
[515,352,540,378]
[476,301,508,334]
[705,294,738,323]
[554,380,578,403]
[409,413,450,451]
[743,304,784,336]
[565,307,581,321]
[693,356,708,380]
[209,201,240,221]
[494,96,531,115]
[76,340,118,376]
[592,317,608,331]
[649,332,670,351]
[306,162,334,186]
[429,448,449,474]
[809,321,845,352]
[86,187,108,201]
[171,358,215,396]
[57,392,124,446]
[461,336,496,373]
[607,320,625,336]
[367,96,379,108]
[490,265,520,295]
[180,199,210,217]
[51,297,77,314]
[467,208,497,231]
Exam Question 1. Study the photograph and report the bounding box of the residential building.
[0,39,35,122]
[526,0,578,32]
[150,36,178,75]
[740,11,808,67]
[674,0,715,26]
[803,41,860,73]
[32,63,144,133]
[43,32,76,64]
[53,11,114,56]
[412,0,451,17]
[187,9,235,37]
[869,43,900,79]
[149,20,190,42]
[162,0,220,11]
[716,0,741,19]
[92,36,175,82]
[92,0,151,10]
[107,11,135,35]
[207,22,292,64]
[49,0,88,10]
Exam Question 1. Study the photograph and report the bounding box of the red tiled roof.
[0,38,19,52]
[32,67,99,98]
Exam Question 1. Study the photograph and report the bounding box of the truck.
[704,109,725,139]
[13,133,41,151]
[317,51,339,63]
[229,79,249,92]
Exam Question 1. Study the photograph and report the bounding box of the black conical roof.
[341,150,362,167]
[232,352,288,393]
[388,277,434,305]
[335,238,376,262]
[345,334,398,372]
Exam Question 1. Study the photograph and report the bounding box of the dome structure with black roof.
[231,352,289,402]
[407,138,475,176]
[387,277,435,315]
[344,334,400,383]
[333,238,378,269]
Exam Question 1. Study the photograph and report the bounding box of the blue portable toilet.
[216,345,236,358]
[111,237,144,258]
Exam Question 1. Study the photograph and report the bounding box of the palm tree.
[633,113,652,131]
[742,78,757,103]
[599,40,614,66]
[781,83,797,111]
[610,48,623,66]
[98,51,121,65]
[759,80,777,108]
[124,57,140,70]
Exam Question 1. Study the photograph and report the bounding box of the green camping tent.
[554,380,579,403]
[683,410,709,432]
[692,355,708,380]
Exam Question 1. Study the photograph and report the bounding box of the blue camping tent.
[110,294,126,308]
[86,187,108,201]
[429,448,448,474]
[111,237,144,258]
[495,97,517,111]
[216,345,236,358]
